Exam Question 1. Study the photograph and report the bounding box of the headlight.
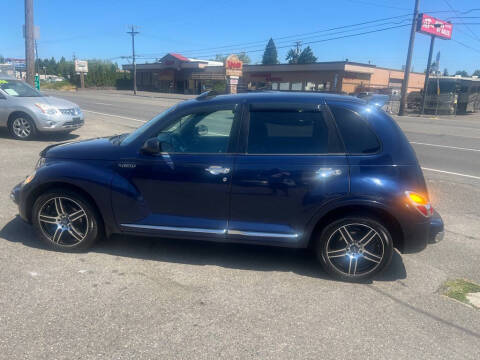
[35,157,46,169]
[35,103,58,115]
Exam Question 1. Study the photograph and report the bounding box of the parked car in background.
[10,91,443,281]
[0,77,84,140]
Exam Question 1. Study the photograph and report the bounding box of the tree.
[237,52,251,65]
[213,54,226,63]
[297,46,317,64]
[212,52,250,65]
[0,54,4,63]
[262,38,278,65]
[455,70,469,77]
[285,48,300,64]
[443,68,449,76]
[472,69,480,77]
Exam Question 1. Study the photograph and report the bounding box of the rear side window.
[329,106,381,154]
[247,109,342,154]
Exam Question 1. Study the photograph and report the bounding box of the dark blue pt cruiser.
[11,92,444,281]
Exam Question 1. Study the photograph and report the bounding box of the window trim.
[242,103,347,156]
[327,104,383,156]
[141,103,244,156]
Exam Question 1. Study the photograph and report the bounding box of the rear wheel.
[316,217,393,281]
[8,114,37,140]
[32,190,102,251]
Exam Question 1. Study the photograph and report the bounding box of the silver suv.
[0,77,84,140]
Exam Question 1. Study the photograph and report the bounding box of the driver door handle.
[206,166,230,175]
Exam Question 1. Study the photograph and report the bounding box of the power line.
[136,13,413,58]
[137,23,411,61]
[452,39,480,54]
[344,0,410,11]
[137,18,413,59]
[442,0,480,42]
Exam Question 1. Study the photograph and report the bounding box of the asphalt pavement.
[0,89,479,359]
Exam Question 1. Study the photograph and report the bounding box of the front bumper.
[35,112,84,132]
[10,181,30,222]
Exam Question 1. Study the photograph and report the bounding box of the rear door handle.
[206,165,230,175]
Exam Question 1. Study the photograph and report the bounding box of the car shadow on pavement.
[0,128,79,142]
[0,216,407,283]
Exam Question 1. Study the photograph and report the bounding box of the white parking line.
[421,167,480,180]
[410,141,480,152]
[83,110,147,123]
[93,102,113,106]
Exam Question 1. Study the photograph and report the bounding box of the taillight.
[405,191,433,217]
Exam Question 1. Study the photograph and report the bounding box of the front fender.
[21,160,117,231]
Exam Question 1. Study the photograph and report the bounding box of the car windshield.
[0,79,43,97]
[121,105,177,145]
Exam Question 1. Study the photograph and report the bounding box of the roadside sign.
[417,13,453,40]
[75,60,88,73]
[225,54,243,77]
[34,75,40,90]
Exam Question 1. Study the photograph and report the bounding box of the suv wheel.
[32,190,102,251]
[316,217,393,281]
[9,114,37,140]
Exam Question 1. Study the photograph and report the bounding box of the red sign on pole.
[417,13,453,39]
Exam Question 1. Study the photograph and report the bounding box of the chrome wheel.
[37,197,89,246]
[12,117,32,138]
[326,223,385,277]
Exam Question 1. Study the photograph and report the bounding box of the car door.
[113,103,241,239]
[228,102,349,245]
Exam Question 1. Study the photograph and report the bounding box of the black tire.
[8,113,37,140]
[315,217,393,282]
[32,189,102,251]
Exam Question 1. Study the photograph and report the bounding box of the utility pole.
[127,25,139,95]
[24,0,35,85]
[420,36,436,115]
[398,0,420,116]
[35,39,39,76]
[294,41,302,57]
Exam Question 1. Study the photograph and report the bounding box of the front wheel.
[316,217,393,281]
[32,190,102,251]
[8,114,37,140]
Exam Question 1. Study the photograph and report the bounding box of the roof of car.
[191,91,366,106]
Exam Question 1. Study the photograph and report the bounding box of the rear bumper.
[428,210,444,244]
[401,210,444,253]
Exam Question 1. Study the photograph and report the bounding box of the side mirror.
[196,124,208,136]
[141,138,161,155]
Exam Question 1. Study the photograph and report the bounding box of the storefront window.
[279,82,290,91]
[305,82,315,91]
[271,82,279,90]
[291,82,302,91]
[318,83,325,91]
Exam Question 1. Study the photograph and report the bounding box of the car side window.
[329,105,381,154]
[156,107,236,153]
[247,109,342,154]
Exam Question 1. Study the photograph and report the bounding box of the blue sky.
[1,0,479,73]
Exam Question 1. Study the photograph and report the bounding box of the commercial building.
[123,53,425,95]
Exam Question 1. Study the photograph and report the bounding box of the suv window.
[156,107,236,153]
[329,106,381,154]
[247,109,342,154]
